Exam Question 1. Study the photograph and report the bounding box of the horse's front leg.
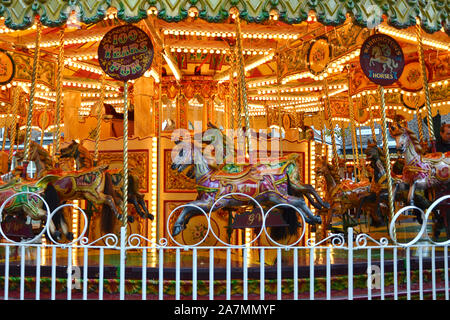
[172,199,213,236]
[407,181,418,206]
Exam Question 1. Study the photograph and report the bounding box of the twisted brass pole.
[378,86,395,227]
[323,78,339,166]
[368,104,378,144]
[1,102,11,151]
[347,68,360,180]
[234,14,252,155]
[228,48,237,131]
[415,20,435,151]
[94,73,106,166]
[54,27,64,162]
[23,19,42,162]
[122,81,129,227]
[8,88,19,167]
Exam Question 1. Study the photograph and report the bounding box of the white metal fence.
[0,192,448,300]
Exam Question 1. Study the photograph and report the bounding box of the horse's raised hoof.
[127,216,134,223]
[172,224,184,237]
[53,231,62,241]
[148,214,155,221]
[323,202,331,209]
[313,215,322,224]
[66,232,74,241]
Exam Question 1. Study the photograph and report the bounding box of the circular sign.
[398,61,428,92]
[98,25,154,81]
[0,51,15,85]
[359,34,404,86]
[307,38,331,75]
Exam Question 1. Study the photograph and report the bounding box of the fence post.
[119,226,127,300]
[348,227,353,300]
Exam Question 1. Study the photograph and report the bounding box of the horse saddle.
[213,164,253,180]
[339,179,370,191]
[422,151,450,164]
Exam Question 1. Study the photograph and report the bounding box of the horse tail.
[268,207,300,241]
[100,171,119,234]
[43,183,64,229]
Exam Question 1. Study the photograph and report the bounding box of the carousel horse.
[388,121,450,206]
[15,140,54,179]
[358,142,434,225]
[36,164,126,234]
[170,138,323,237]
[59,140,153,220]
[0,178,72,241]
[59,140,93,170]
[315,156,373,229]
[203,122,330,211]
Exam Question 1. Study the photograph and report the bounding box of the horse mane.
[327,161,341,183]
[404,127,423,154]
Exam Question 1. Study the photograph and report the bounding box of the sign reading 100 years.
[98,25,154,81]
[359,34,404,86]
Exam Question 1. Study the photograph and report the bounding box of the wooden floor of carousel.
[0,214,448,300]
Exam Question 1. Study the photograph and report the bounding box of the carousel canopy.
[0,1,447,134]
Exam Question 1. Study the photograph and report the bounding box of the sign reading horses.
[98,25,153,81]
[359,34,404,86]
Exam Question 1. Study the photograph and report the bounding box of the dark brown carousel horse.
[315,156,374,230]
[59,140,153,220]
[0,174,72,242]
[36,165,125,234]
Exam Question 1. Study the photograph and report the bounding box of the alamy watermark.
[367,265,381,290]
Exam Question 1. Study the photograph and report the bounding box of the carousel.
[0,1,447,300]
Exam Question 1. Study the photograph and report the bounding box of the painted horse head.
[59,140,93,170]
[389,121,423,155]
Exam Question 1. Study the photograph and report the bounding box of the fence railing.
[0,192,448,300]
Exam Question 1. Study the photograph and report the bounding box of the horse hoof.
[54,231,62,241]
[172,224,184,237]
[323,202,331,209]
[314,215,322,224]
[66,232,74,241]
[148,214,155,221]
[127,216,134,223]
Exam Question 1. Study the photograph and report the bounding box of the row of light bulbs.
[163,28,299,40]
[170,46,272,56]
[352,79,449,98]
[65,60,103,75]
[378,25,449,51]
[249,95,320,102]
[27,35,104,48]
[257,83,346,95]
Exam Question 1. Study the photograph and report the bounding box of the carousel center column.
[134,76,155,138]
[62,90,81,142]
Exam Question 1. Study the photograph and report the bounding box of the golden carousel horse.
[15,140,54,179]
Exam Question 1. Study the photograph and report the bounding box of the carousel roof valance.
[1,0,449,34]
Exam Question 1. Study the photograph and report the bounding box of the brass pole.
[415,19,435,151]
[8,88,19,167]
[378,86,395,226]
[23,19,42,163]
[122,81,129,228]
[323,78,339,166]
[347,68,360,180]
[234,14,252,155]
[94,73,106,166]
[54,27,64,163]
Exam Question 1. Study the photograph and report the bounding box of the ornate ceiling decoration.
[0,1,448,35]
